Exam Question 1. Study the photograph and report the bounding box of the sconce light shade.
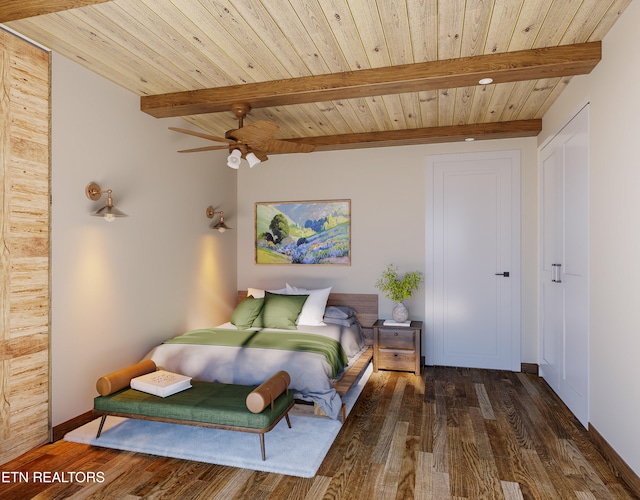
[85,182,128,222]
[226,149,242,169]
[213,219,231,233]
[246,152,261,168]
[92,204,128,222]
[206,206,232,233]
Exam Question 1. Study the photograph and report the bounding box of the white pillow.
[247,287,286,298]
[286,284,332,326]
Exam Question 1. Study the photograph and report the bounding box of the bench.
[93,361,294,460]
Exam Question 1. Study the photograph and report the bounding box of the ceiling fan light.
[227,149,242,169]
[246,152,261,168]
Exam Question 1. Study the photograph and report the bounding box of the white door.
[540,105,590,428]
[426,151,521,370]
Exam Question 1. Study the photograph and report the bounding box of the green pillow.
[230,297,264,330]
[252,292,309,330]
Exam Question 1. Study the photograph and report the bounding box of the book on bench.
[130,370,192,397]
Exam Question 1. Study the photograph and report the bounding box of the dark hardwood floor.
[1,367,637,499]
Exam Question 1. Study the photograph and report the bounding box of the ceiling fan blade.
[169,127,235,144]
[228,120,279,143]
[178,145,231,153]
[257,139,316,154]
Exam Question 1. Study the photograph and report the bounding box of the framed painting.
[255,200,351,265]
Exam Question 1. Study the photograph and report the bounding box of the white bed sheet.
[142,322,366,419]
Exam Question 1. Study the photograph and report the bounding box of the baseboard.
[589,423,640,497]
[52,410,98,442]
[520,362,539,375]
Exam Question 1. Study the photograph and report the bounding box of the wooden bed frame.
[237,291,378,420]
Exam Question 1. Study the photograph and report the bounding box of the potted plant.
[375,264,424,322]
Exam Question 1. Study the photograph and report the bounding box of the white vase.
[392,302,409,322]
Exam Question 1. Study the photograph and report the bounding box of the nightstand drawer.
[377,328,416,349]
[378,348,416,372]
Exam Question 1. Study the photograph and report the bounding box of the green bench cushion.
[94,380,294,429]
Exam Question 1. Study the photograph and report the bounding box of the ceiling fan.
[169,103,315,168]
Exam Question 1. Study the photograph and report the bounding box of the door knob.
[495,272,510,277]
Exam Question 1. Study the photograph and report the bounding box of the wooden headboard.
[236,291,378,335]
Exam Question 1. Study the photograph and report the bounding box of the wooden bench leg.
[260,411,292,460]
[96,415,107,438]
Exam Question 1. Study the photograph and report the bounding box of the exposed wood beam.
[0,0,111,23]
[278,120,542,152]
[141,42,601,119]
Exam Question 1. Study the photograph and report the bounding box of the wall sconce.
[206,206,232,232]
[85,182,128,222]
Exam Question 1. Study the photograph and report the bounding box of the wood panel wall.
[0,28,50,465]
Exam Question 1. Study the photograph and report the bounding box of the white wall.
[237,138,539,363]
[539,1,640,475]
[51,53,238,425]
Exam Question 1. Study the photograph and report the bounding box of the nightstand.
[373,319,422,375]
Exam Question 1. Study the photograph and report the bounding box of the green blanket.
[164,328,348,377]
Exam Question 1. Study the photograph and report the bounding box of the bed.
[142,289,377,419]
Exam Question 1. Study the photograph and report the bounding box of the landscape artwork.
[255,200,351,265]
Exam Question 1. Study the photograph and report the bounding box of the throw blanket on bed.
[163,328,348,377]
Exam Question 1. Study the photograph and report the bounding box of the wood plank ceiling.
[1,0,632,151]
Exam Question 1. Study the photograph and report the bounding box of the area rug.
[64,364,371,478]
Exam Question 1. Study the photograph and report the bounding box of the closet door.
[540,105,589,428]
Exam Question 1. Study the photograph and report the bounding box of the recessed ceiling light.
[465,137,475,142]
[479,77,494,85]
